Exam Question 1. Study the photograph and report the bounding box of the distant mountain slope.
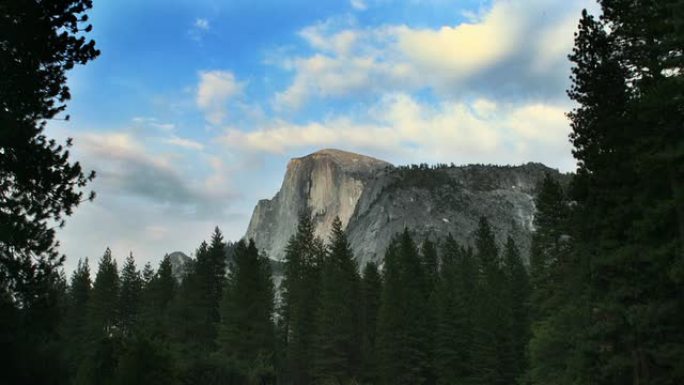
[246,149,567,265]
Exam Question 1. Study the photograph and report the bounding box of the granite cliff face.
[246,149,564,265]
[245,149,390,260]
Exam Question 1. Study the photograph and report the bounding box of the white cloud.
[221,94,575,170]
[350,0,367,11]
[196,70,244,124]
[272,0,593,110]
[394,2,525,80]
[163,135,205,150]
[195,18,210,31]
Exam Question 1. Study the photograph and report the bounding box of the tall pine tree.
[87,248,120,338]
[279,212,325,385]
[219,239,275,383]
[377,230,432,385]
[64,258,92,373]
[470,217,514,385]
[359,261,382,384]
[119,253,142,335]
[434,235,473,385]
[313,217,361,383]
[563,2,684,384]
[502,236,530,382]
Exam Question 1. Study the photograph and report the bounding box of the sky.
[47,0,600,273]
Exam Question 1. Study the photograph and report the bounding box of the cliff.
[245,149,565,265]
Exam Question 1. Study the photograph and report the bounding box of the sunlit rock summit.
[246,148,564,266]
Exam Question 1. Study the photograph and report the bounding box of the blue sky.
[48,0,598,272]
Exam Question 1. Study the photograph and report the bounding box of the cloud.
[49,125,247,275]
[194,18,210,31]
[272,0,593,110]
[77,132,235,216]
[220,93,575,170]
[196,70,244,124]
[395,3,522,79]
[163,135,205,150]
[132,116,175,132]
[350,0,367,11]
[188,17,211,41]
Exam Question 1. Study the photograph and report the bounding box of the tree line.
[19,208,534,385]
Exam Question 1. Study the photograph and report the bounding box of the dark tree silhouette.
[0,0,100,304]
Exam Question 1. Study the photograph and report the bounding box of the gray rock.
[245,149,566,266]
[167,251,191,281]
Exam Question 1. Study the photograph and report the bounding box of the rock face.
[246,149,565,266]
[167,251,191,281]
[245,149,390,260]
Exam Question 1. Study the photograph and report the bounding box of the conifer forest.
[1,0,683,385]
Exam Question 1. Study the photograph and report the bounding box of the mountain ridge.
[245,148,565,265]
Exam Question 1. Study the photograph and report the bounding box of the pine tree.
[119,253,142,335]
[434,235,472,385]
[141,254,176,336]
[502,236,530,382]
[470,217,513,385]
[64,258,92,373]
[526,173,588,385]
[171,241,210,354]
[1,0,99,306]
[420,239,439,289]
[87,248,120,338]
[562,2,684,384]
[529,174,570,320]
[313,217,361,383]
[141,262,154,287]
[173,228,227,357]
[219,239,275,383]
[114,335,179,385]
[359,261,382,384]
[206,227,228,325]
[377,230,431,385]
[77,249,121,385]
[279,212,325,385]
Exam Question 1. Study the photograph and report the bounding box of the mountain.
[167,251,191,281]
[246,149,566,266]
[245,149,390,261]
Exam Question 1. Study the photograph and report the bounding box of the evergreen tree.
[173,228,227,357]
[420,238,439,289]
[219,239,275,383]
[526,173,588,385]
[114,336,179,385]
[206,227,228,325]
[77,249,121,385]
[377,230,431,385]
[529,174,570,320]
[313,217,361,383]
[359,261,382,384]
[141,254,176,336]
[470,217,513,385]
[141,262,154,287]
[119,253,142,335]
[171,241,209,354]
[502,236,530,381]
[434,235,473,385]
[87,248,120,338]
[1,0,99,305]
[560,2,684,384]
[64,258,92,373]
[279,212,325,385]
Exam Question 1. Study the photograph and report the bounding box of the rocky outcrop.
[246,149,565,266]
[168,251,191,281]
[245,149,390,260]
